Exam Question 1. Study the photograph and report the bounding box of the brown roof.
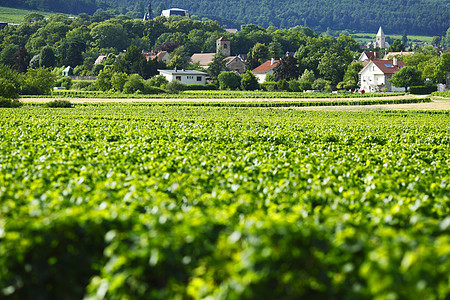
[365,52,380,60]
[371,59,406,74]
[217,36,230,41]
[191,53,216,66]
[252,60,280,73]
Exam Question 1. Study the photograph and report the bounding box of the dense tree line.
[3,0,449,36]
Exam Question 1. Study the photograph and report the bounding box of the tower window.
[223,44,228,48]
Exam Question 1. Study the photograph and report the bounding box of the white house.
[158,69,208,85]
[358,58,406,92]
[251,59,279,83]
[161,8,189,18]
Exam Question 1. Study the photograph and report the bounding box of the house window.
[196,76,202,81]
[176,76,181,81]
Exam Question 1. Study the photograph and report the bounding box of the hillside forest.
[1,0,449,36]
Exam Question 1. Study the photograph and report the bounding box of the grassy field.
[0,6,53,23]
[350,32,434,45]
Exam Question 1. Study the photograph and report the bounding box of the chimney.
[271,58,275,65]
[393,56,397,67]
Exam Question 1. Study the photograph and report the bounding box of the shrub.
[288,80,301,92]
[241,71,259,91]
[21,68,56,95]
[260,81,277,91]
[0,97,22,107]
[276,79,289,91]
[410,85,437,95]
[55,77,72,89]
[218,71,241,90]
[184,83,217,91]
[46,100,73,108]
[298,80,312,91]
[147,75,168,88]
[72,81,93,91]
[165,80,186,94]
[123,74,145,94]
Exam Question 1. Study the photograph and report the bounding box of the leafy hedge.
[46,100,73,108]
[431,91,450,98]
[410,85,437,95]
[0,97,23,108]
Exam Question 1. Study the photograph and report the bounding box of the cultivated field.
[1,104,449,299]
[0,6,53,23]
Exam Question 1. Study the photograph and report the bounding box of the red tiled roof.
[372,59,406,74]
[252,60,279,73]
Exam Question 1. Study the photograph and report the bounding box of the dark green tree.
[390,66,423,92]
[218,71,241,90]
[241,70,259,90]
[207,52,226,81]
[388,39,406,52]
[21,67,56,95]
[274,54,299,81]
[0,65,21,99]
[39,46,55,68]
[402,31,408,47]
[0,44,19,67]
[12,47,30,73]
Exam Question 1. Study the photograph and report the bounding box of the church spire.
[377,26,384,37]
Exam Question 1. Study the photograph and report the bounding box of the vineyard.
[0,104,449,299]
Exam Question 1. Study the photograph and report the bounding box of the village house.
[251,59,280,83]
[190,36,246,74]
[358,57,406,92]
[142,51,170,63]
[358,51,380,62]
[158,69,208,85]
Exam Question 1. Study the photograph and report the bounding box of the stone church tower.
[216,36,231,57]
[376,26,386,48]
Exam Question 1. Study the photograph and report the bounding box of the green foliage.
[0,106,448,299]
[240,70,259,91]
[165,80,186,94]
[207,52,226,81]
[218,71,241,90]
[0,44,19,67]
[312,78,331,91]
[123,74,145,94]
[0,64,20,99]
[298,80,312,91]
[39,46,55,68]
[0,97,22,107]
[21,67,56,95]
[389,39,406,52]
[409,85,437,95]
[390,66,423,92]
[274,54,300,81]
[46,99,73,107]
[55,76,72,89]
[111,72,128,92]
[276,79,289,91]
[148,75,169,88]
